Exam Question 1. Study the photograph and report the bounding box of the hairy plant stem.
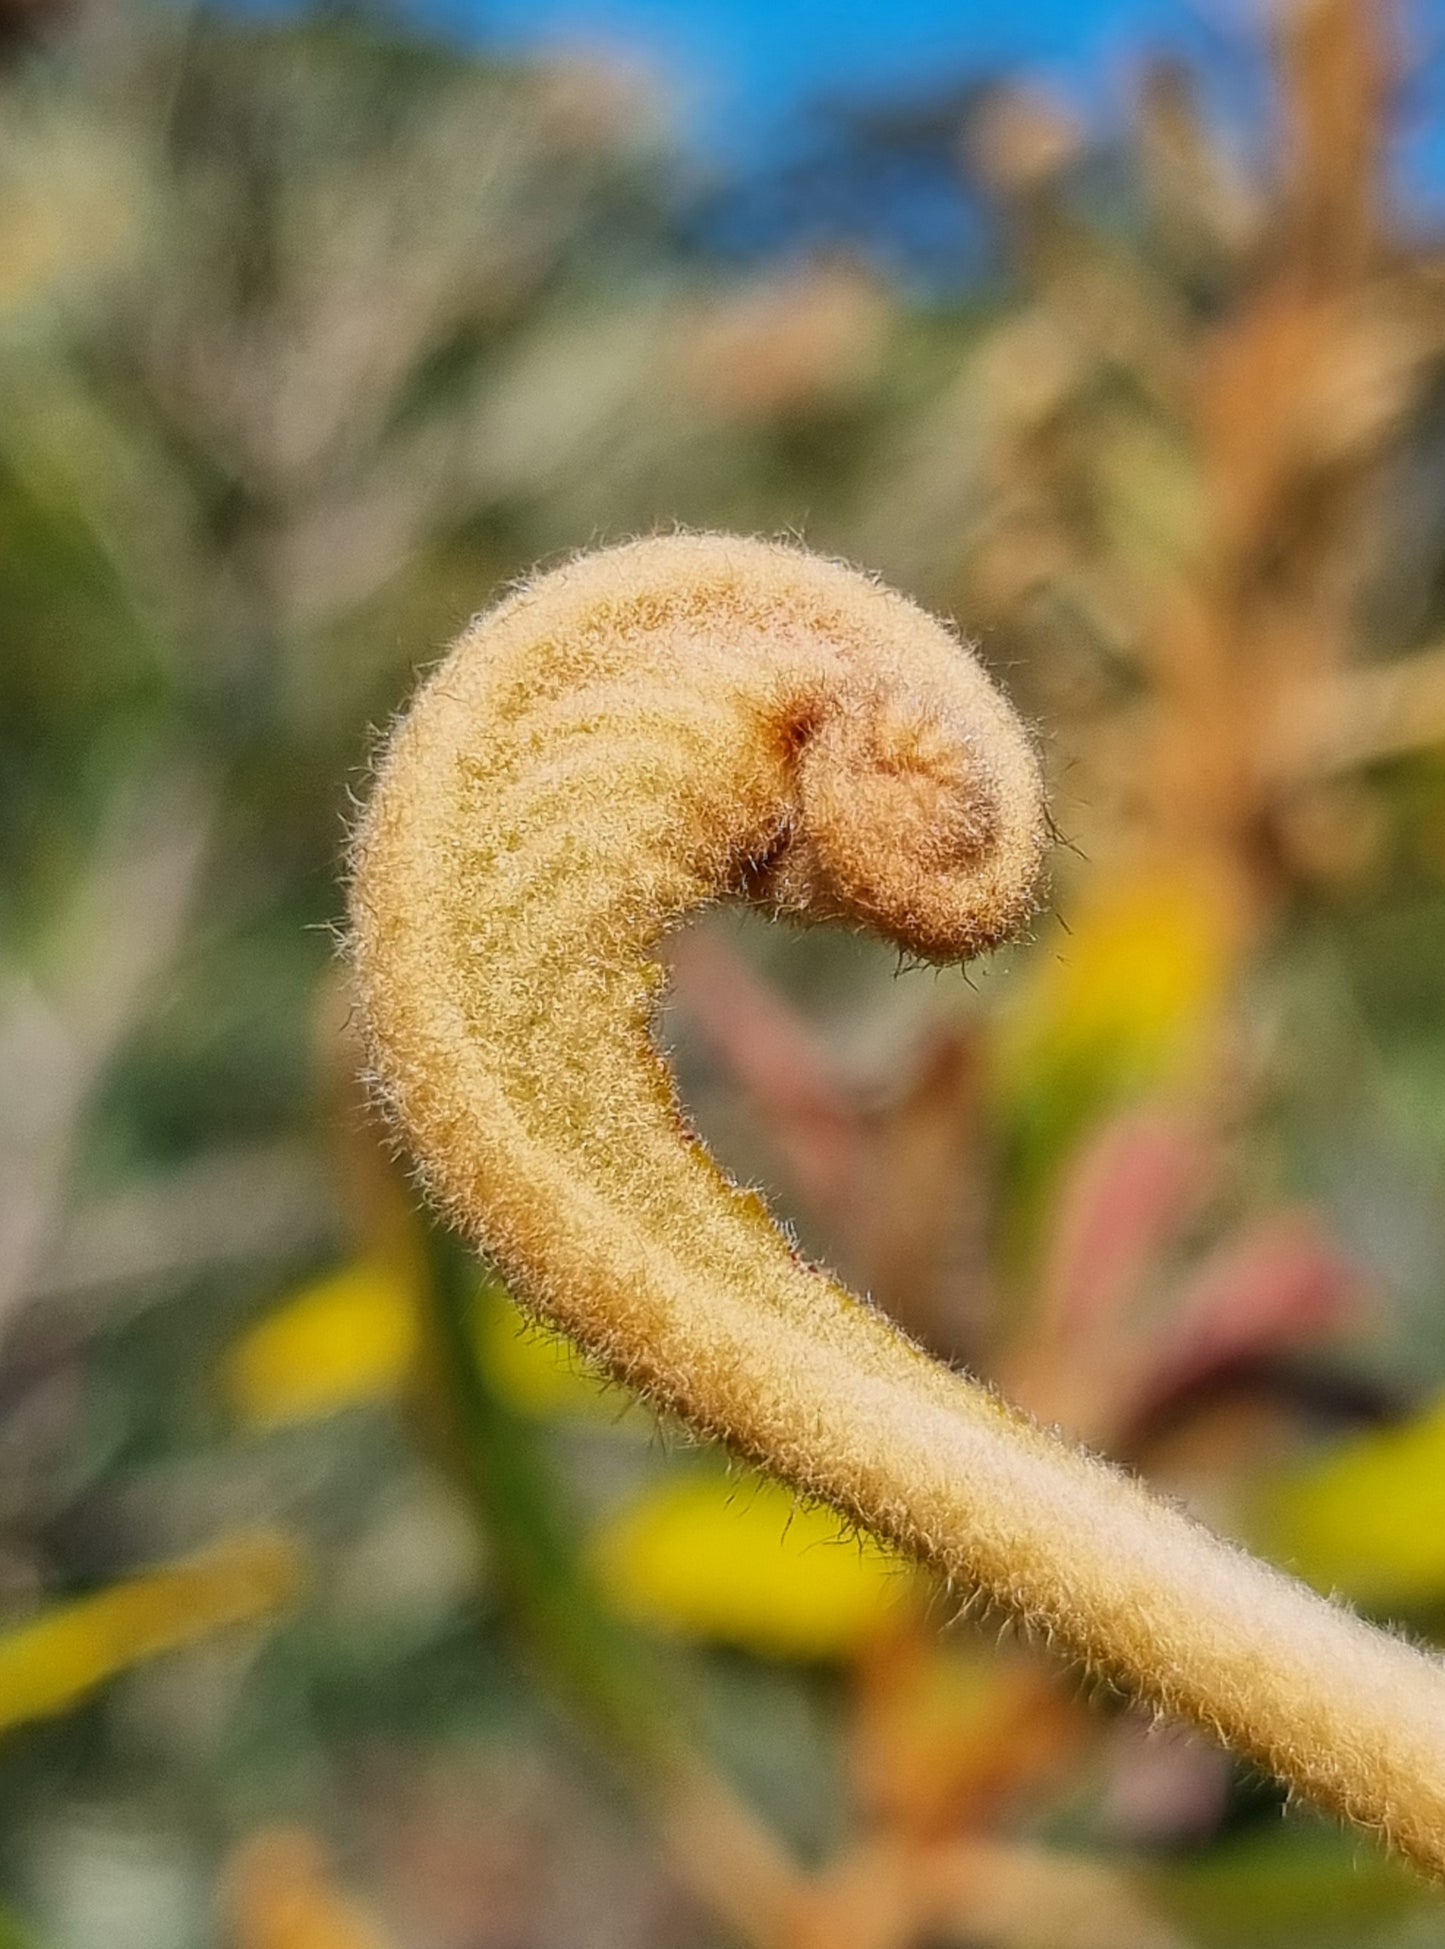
[353,533,1445,1883]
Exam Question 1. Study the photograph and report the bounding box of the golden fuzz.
[350,533,1445,1881]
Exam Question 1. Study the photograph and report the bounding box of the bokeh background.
[5,0,1445,1943]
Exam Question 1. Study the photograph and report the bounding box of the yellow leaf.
[1264,1391,1445,1610]
[590,1471,917,1661]
[227,1266,642,1433]
[994,861,1240,1104]
[474,1284,641,1425]
[0,1531,303,1735]
[225,1262,418,1429]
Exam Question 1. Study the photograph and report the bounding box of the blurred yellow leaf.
[227,1264,644,1433]
[590,1471,916,1660]
[0,1531,303,1735]
[225,1262,418,1429]
[988,862,1247,1264]
[996,862,1239,1102]
[474,1284,641,1425]
[1265,1391,1445,1610]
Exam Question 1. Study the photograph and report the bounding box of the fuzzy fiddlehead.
[350,533,1445,1882]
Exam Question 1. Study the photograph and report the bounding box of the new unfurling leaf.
[349,533,1445,1881]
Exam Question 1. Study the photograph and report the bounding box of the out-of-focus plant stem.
[415,1227,659,1758]
[412,1223,807,1949]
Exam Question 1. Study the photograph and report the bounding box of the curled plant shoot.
[350,533,1445,1882]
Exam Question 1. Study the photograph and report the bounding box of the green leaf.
[1147,1829,1425,1947]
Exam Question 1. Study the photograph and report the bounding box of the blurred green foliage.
[5,2,1445,1945]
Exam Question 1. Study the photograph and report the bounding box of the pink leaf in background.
[1040,1111,1213,1348]
[666,930,866,1228]
[1133,1210,1367,1422]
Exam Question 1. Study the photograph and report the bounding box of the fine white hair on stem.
[350,531,1445,1883]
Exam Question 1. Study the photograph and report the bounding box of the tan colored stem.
[797,1835,1185,1949]
[1274,640,1445,779]
[350,533,1445,1882]
[657,1755,812,1947]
